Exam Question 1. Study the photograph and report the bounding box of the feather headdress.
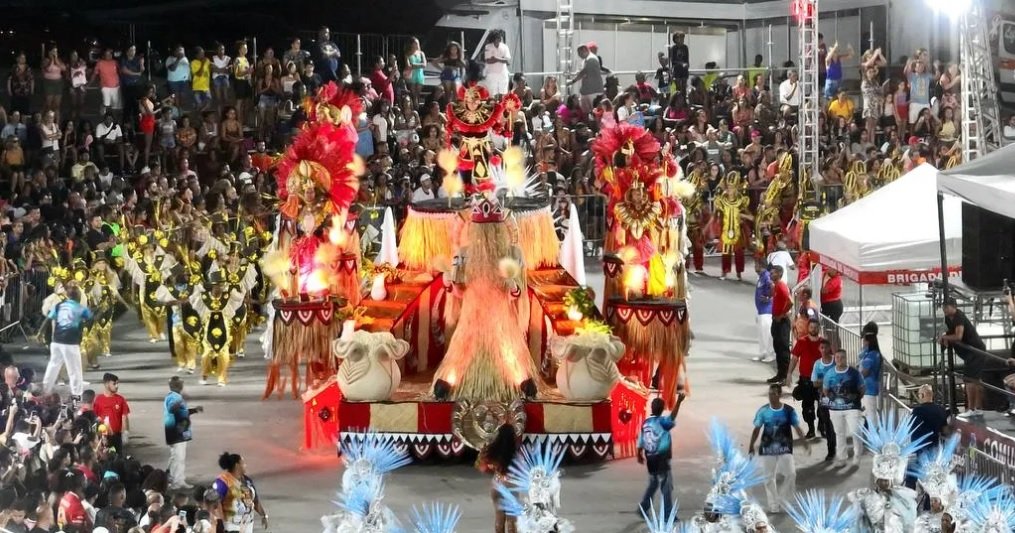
[340,433,412,493]
[505,443,565,510]
[410,502,462,533]
[785,489,856,533]
[965,488,1015,533]
[713,493,770,532]
[856,410,931,484]
[640,501,680,533]
[946,474,1007,524]
[912,434,961,504]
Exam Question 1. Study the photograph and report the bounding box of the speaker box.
[961,203,1015,290]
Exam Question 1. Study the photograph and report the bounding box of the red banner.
[817,254,961,285]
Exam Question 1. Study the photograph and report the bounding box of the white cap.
[140,166,151,174]
[420,173,432,182]
[238,171,253,183]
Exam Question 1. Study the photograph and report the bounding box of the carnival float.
[262,80,695,462]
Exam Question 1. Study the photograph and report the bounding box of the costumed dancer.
[654,153,692,299]
[960,489,1015,533]
[445,63,510,189]
[713,494,775,533]
[219,243,258,359]
[189,270,245,386]
[712,171,751,281]
[941,475,1006,532]
[753,155,793,265]
[494,443,576,533]
[82,254,124,362]
[785,489,856,533]
[321,434,410,533]
[683,166,709,275]
[68,259,105,371]
[913,435,961,533]
[691,419,766,531]
[848,410,930,532]
[124,232,177,343]
[432,196,545,402]
[155,264,203,374]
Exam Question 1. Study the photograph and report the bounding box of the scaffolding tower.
[795,0,820,198]
[959,2,1002,161]
[555,0,575,95]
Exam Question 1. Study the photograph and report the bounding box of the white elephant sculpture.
[549,332,626,401]
[333,330,410,401]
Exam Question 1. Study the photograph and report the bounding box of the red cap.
[907,136,920,145]
[585,41,598,50]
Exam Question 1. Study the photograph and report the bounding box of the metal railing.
[0,272,28,343]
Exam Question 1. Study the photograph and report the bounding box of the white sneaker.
[149,338,158,344]
[159,333,167,341]
[199,379,208,386]
[237,351,245,359]
[760,356,776,363]
[187,368,195,375]
[718,275,727,281]
[175,367,184,374]
[103,352,112,358]
[81,380,91,386]
[217,382,226,387]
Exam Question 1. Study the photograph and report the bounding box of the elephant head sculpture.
[549,332,626,401]
[333,330,411,401]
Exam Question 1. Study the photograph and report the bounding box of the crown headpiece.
[471,197,507,224]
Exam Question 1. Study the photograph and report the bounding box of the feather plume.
[410,502,462,533]
[498,257,521,280]
[786,489,856,533]
[640,501,679,533]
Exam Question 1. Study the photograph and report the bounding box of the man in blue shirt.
[164,376,203,491]
[823,349,865,467]
[39,287,92,402]
[905,57,933,126]
[166,45,191,109]
[749,384,809,514]
[637,393,686,518]
[753,265,775,363]
[810,338,836,461]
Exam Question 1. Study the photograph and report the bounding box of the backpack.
[641,418,665,455]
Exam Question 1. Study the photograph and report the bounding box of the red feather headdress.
[591,123,664,208]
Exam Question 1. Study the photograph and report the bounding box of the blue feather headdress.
[341,432,413,476]
[410,502,462,533]
[713,493,769,530]
[494,482,526,518]
[337,474,384,519]
[640,501,679,533]
[856,410,931,483]
[786,489,856,533]
[707,417,740,470]
[947,474,1007,523]
[502,442,566,511]
[965,488,1015,532]
[911,434,961,503]
[706,449,765,505]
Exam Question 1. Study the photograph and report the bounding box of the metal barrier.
[818,311,862,367]
[0,272,29,343]
[568,193,606,257]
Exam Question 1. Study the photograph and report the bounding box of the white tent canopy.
[938,143,1015,220]
[808,163,963,284]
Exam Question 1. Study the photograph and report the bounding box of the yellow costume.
[189,272,245,386]
[124,235,177,343]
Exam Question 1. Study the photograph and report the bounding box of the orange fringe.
[611,312,691,407]
[398,208,457,271]
[514,205,560,269]
[263,307,343,399]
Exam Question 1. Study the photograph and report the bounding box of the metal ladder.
[796,0,820,199]
[960,1,1003,161]
[556,0,575,95]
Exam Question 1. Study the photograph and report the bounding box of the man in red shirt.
[93,373,131,453]
[786,319,823,437]
[90,48,122,117]
[821,269,844,323]
[769,265,793,384]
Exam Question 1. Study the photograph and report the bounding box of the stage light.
[520,379,537,399]
[433,379,452,401]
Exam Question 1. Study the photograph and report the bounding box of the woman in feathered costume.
[272,82,362,297]
[432,196,544,401]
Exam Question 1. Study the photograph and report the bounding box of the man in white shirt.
[482,30,511,96]
[412,174,437,202]
[1003,115,1015,141]
[779,70,800,117]
[766,240,796,287]
[95,113,124,168]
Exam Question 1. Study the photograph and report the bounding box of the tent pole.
[937,191,957,415]
[858,283,863,330]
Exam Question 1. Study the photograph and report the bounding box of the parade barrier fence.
[0,272,30,343]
